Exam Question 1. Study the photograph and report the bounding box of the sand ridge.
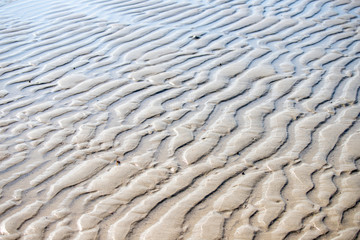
[0,0,360,239]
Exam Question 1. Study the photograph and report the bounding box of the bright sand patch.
[0,0,360,239]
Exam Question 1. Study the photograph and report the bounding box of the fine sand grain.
[0,0,360,239]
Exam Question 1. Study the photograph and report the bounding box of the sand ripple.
[0,0,360,239]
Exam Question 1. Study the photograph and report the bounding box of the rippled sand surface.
[0,0,360,239]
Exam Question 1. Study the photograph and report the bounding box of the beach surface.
[0,0,360,239]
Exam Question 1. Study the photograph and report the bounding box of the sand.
[0,0,360,239]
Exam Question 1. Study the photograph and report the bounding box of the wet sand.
[0,0,360,239]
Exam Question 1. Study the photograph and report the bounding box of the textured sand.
[0,0,360,239]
